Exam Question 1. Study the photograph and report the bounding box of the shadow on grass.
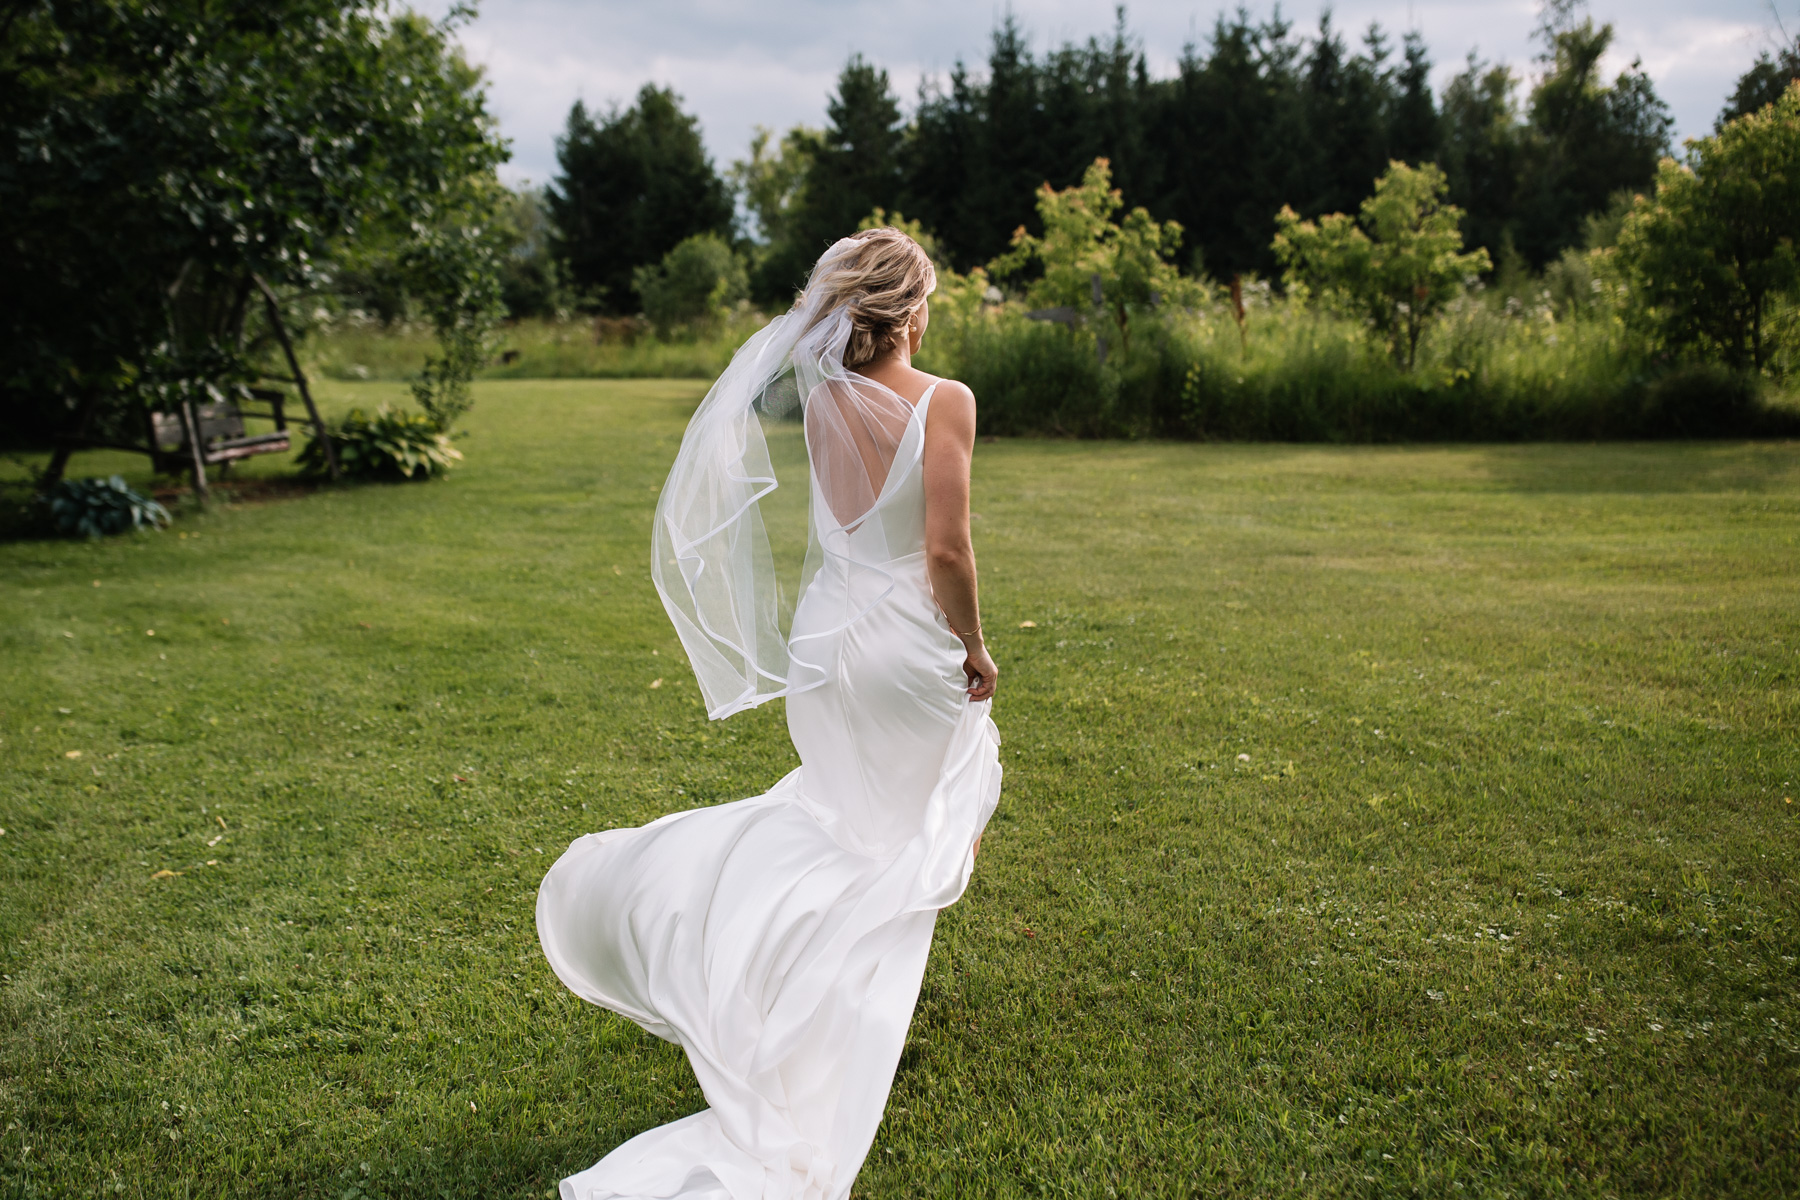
[0,473,336,543]
[1473,440,1800,494]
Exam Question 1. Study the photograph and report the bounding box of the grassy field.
[2,381,1797,1199]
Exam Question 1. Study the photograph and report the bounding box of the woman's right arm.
[921,380,997,701]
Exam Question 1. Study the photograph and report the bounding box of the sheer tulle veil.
[652,234,936,718]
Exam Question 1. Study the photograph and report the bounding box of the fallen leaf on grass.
[216,815,227,830]
[205,859,219,866]
[1019,620,1037,628]
[207,835,223,847]
[150,869,182,879]
[649,678,663,689]
[64,750,81,759]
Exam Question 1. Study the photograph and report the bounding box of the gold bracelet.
[945,615,982,640]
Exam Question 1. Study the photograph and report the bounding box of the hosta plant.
[299,406,462,480]
[40,476,170,538]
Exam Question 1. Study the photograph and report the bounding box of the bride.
[537,227,1003,1199]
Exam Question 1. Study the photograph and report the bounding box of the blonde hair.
[801,227,937,369]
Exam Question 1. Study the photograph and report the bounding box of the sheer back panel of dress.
[653,241,936,720]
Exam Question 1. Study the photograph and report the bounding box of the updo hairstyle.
[801,227,937,369]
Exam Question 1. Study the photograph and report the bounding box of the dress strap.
[914,380,940,418]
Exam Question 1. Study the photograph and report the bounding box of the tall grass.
[922,292,1795,442]
[305,297,1796,443]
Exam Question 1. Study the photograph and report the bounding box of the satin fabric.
[538,386,1002,1199]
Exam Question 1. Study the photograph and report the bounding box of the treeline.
[543,2,1728,316]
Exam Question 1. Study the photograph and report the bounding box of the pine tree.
[1717,38,1800,129]
[792,57,905,252]
[547,87,733,313]
[1440,54,1522,263]
[1388,32,1441,168]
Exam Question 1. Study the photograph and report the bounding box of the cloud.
[423,1,1789,187]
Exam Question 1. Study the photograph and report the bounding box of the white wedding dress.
[537,268,1002,1200]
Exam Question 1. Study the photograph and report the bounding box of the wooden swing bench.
[42,274,342,501]
[147,385,317,497]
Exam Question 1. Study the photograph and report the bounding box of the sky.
[416,1,1797,188]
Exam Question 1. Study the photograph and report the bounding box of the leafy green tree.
[1614,84,1800,372]
[989,158,1191,355]
[1514,1,1671,266]
[1,0,506,476]
[1273,161,1492,369]
[730,124,823,307]
[631,234,748,339]
[548,87,733,313]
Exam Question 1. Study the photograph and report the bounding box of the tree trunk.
[38,389,105,491]
[253,274,339,480]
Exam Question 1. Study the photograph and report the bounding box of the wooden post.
[180,400,210,503]
[252,273,339,480]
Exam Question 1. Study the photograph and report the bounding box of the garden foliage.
[299,408,462,481]
[38,476,169,539]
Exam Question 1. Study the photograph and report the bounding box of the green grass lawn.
[3,381,1798,1199]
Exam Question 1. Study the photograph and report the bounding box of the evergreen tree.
[1717,37,1800,129]
[1296,17,1395,219]
[1388,32,1441,167]
[548,87,733,313]
[905,17,1053,271]
[738,57,909,306]
[1440,54,1523,263]
[794,57,905,251]
[1147,11,1304,279]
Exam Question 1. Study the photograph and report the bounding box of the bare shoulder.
[931,377,975,407]
[926,378,977,431]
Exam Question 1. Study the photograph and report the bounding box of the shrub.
[632,233,748,339]
[988,157,1196,359]
[299,406,462,480]
[1613,82,1800,373]
[1273,161,1492,370]
[39,476,169,538]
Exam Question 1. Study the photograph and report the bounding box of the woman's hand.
[962,639,998,701]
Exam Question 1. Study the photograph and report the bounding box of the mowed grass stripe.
[0,381,1795,1198]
